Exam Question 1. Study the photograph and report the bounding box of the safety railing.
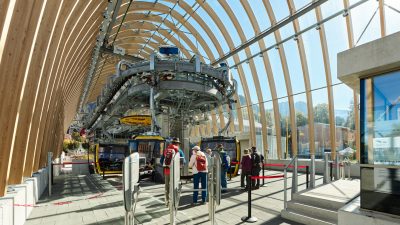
[283,155,298,210]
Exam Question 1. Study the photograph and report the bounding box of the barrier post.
[291,157,298,194]
[103,169,105,180]
[48,152,53,196]
[241,175,257,223]
[229,166,232,181]
[51,163,54,185]
[306,165,309,189]
[323,152,330,184]
[335,154,340,180]
[310,154,315,188]
[261,162,265,186]
[329,162,333,181]
[284,169,287,210]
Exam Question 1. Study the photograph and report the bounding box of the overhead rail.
[77,0,117,115]
[212,0,329,66]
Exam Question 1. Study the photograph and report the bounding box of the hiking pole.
[241,175,257,223]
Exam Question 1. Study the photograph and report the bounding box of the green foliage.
[71,131,81,142]
[344,100,356,130]
[313,103,329,124]
[335,116,346,126]
[63,139,79,151]
[296,112,307,127]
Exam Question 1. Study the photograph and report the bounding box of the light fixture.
[343,10,349,17]
[315,24,321,30]
[293,35,299,41]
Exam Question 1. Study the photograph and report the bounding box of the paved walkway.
[25,169,323,225]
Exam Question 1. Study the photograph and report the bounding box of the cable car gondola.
[199,136,240,176]
[94,143,129,174]
[128,134,166,179]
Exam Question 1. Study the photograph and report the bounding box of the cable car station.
[1,1,400,225]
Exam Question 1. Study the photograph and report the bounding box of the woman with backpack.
[188,146,208,206]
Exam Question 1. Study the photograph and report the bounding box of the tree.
[313,103,329,124]
[296,112,307,127]
[344,100,356,130]
[335,116,345,126]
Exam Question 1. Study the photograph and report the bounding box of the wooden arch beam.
[315,7,336,158]
[343,0,360,161]
[262,0,298,157]
[287,0,316,156]
[218,0,283,156]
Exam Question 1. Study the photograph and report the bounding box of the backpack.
[221,153,230,170]
[164,147,175,167]
[196,154,207,171]
[252,152,261,168]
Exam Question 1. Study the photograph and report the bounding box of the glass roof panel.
[266,45,288,98]
[248,0,271,31]
[231,68,247,107]
[301,28,327,89]
[297,9,317,30]
[350,0,381,46]
[186,16,219,58]
[333,83,354,124]
[228,2,255,40]
[249,43,260,56]
[269,0,290,22]
[196,6,230,54]
[292,0,313,11]
[252,54,272,101]
[321,0,348,85]
[283,40,305,95]
[206,1,241,47]
[385,0,400,35]
[241,63,258,105]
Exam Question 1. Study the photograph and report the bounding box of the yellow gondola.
[94,143,129,174]
[129,134,166,178]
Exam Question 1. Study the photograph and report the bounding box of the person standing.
[240,149,252,190]
[218,144,230,192]
[160,139,180,207]
[189,146,208,205]
[251,146,263,189]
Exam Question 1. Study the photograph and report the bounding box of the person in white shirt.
[188,146,208,205]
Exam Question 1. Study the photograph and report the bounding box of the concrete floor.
[25,168,324,225]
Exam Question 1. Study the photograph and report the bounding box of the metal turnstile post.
[310,154,315,188]
[323,152,330,184]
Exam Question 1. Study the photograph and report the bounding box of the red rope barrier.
[230,161,240,165]
[250,175,284,180]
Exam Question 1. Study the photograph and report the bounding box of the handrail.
[284,155,298,169]
[284,155,298,210]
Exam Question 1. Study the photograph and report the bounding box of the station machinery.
[83,47,237,177]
